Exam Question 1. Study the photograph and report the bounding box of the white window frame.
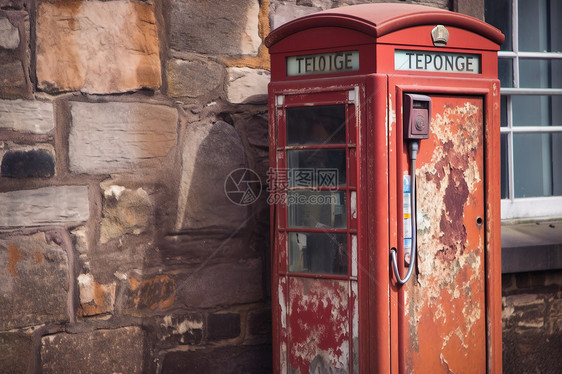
[499,0,562,222]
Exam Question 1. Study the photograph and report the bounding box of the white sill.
[501,196,562,224]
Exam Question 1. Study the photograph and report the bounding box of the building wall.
[0,0,558,373]
[502,270,562,373]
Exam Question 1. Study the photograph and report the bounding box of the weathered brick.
[179,259,263,308]
[100,183,152,244]
[0,332,31,374]
[0,186,89,227]
[155,313,204,345]
[162,345,272,374]
[69,102,178,174]
[247,308,271,336]
[0,99,54,134]
[76,273,116,317]
[1,148,55,178]
[170,0,261,56]
[0,232,68,329]
[124,274,176,316]
[0,60,27,97]
[36,1,161,94]
[41,327,148,374]
[207,313,241,341]
[503,332,562,374]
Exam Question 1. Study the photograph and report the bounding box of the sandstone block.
[0,61,28,98]
[167,57,225,99]
[0,333,31,374]
[160,235,257,265]
[1,148,55,178]
[36,1,161,94]
[100,184,152,243]
[0,99,54,134]
[179,259,263,308]
[0,17,19,49]
[231,111,269,183]
[0,232,68,329]
[226,67,270,104]
[269,2,321,30]
[170,0,261,56]
[76,273,116,317]
[176,120,249,232]
[41,327,147,374]
[0,186,89,227]
[0,0,25,10]
[0,11,31,98]
[69,101,178,174]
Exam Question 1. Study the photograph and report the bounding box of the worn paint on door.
[286,277,357,374]
[402,95,486,373]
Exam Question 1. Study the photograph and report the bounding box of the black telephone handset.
[392,94,431,285]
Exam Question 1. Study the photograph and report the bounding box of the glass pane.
[512,96,552,126]
[501,96,508,127]
[553,133,562,195]
[498,58,513,88]
[287,191,346,229]
[513,133,553,197]
[485,0,512,51]
[288,232,347,275]
[518,0,548,52]
[552,0,562,52]
[287,149,346,187]
[520,59,562,88]
[554,96,562,126]
[501,134,509,199]
[286,105,346,145]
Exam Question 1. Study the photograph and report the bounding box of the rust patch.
[405,97,486,373]
[7,244,22,276]
[77,274,116,317]
[126,275,176,315]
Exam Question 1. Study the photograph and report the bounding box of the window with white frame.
[485,0,562,221]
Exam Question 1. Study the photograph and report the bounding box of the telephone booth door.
[388,83,497,373]
[271,87,362,373]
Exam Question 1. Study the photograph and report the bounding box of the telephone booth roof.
[265,3,505,49]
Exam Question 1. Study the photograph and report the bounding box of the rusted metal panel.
[402,95,486,373]
[287,277,353,373]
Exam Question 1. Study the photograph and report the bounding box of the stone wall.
[0,0,510,373]
[502,270,562,374]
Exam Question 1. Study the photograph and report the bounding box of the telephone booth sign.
[266,4,504,373]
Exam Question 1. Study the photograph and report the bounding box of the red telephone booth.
[266,4,504,373]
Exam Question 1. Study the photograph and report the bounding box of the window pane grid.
[498,0,562,209]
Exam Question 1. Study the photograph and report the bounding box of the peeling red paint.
[403,96,486,373]
[288,277,351,373]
